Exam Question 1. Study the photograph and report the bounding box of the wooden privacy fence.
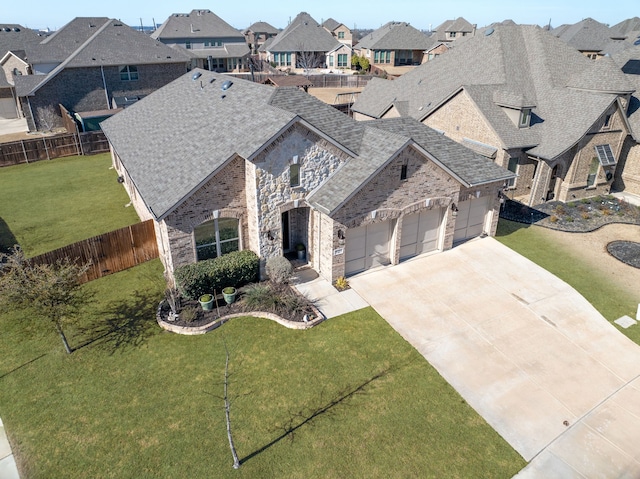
[0,131,110,167]
[29,220,159,283]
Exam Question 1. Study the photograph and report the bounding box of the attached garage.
[453,196,490,242]
[399,208,444,260]
[0,97,18,119]
[345,220,392,275]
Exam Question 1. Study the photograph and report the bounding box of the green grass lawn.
[496,219,640,344]
[0,260,525,479]
[0,154,139,256]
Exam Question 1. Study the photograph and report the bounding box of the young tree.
[35,105,60,132]
[0,247,91,354]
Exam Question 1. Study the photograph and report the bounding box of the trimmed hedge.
[174,250,259,300]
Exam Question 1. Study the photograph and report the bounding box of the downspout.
[100,65,110,109]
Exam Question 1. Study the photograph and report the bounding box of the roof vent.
[484,28,495,36]
[221,80,233,91]
[209,77,216,83]
[192,71,202,80]
[3,27,10,32]
[13,27,20,32]
[634,38,640,46]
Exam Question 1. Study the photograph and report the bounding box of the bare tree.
[223,339,240,469]
[35,105,60,133]
[296,43,324,74]
[0,247,91,354]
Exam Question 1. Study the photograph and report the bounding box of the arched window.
[194,218,239,261]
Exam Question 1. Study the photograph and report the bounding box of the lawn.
[0,260,525,479]
[496,219,640,344]
[0,153,139,256]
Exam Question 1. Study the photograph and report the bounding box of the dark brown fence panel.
[29,220,159,283]
[0,132,109,167]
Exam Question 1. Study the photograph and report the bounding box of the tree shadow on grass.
[0,216,18,255]
[74,290,160,355]
[239,366,394,466]
[0,353,47,380]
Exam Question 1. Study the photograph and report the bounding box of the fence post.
[21,140,29,164]
[43,137,50,160]
[78,132,85,156]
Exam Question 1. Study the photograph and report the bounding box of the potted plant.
[296,243,306,260]
[222,287,237,304]
[199,293,214,311]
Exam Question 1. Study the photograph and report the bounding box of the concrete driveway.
[349,238,640,477]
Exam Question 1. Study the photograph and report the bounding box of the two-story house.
[12,17,190,132]
[102,70,514,283]
[353,25,634,206]
[322,18,352,47]
[152,9,250,72]
[243,21,279,55]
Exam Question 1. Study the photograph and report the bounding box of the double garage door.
[0,98,18,119]
[345,208,445,275]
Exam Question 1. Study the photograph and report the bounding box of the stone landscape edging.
[156,303,326,335]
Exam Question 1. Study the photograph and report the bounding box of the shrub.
[266,256,293,283]
[174,250,259,300]
[334,276,349,291]
[565,216,574,222]
[242,283,278,310]
[241,282,314,318]
[601,208,612,216]
[581,212,590,220]
[550,215,558,223]
[580,198,591,204]
[554,205,566,215]
[180,306,199,323]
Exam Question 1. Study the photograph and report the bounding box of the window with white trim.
[338,31,345,39]
[519,108,531,128]
[594,144,616,166]
[586,157,599,187]
[290,164,300,187]
[119,65,138,81]
[194,217,240,261]
[337,53,348,67]
[506,157,518,188]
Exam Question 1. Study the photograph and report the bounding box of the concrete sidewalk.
[0,418,19,479]
[350,237,640,477]
[292,268,368,319]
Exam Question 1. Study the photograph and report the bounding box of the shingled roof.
[244,21,279,35]
[152,9,244,41]
[103,70,512,220]
[266,12,339,53]
[0,24,42,58]
[355,22,432,50]
[353,24,631,160]
[14,19,189,97]
[552,17,616,52]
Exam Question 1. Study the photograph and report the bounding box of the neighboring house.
[424,42,449,62]
[353,22,434,70]
[11,17,190,132]
[322,18,352,47]
[552,18,631,59]
[0,24,43,119]
[243,21,279,54]
[610,17,640,45]
[353,25,634,206]
[261,75,312,91]
[613,46,640,195]
[152,9,250,72]
[260,12,341,71]
[102,70,514,284]
[433,17,476,43]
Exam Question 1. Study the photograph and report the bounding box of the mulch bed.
[158,282,316,328]
[500,196,640,232]
[607,241,640,269]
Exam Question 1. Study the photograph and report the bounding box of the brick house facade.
[104,71,512,285]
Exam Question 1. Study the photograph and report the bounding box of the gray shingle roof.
[322,19,341,32]
[353,24,625,160]
[152,10,244,41]
[446,18,474,33]
[104,71,512,220]
[184,43,250,59]
[552,17,615,52]
[14,19,189,97]
[612,46,640,136]
[244,21,279,35]
[566,54,634,93]
[26,17,110,64]
[267,12,339,53]
[355,22,432,50]
[102,71,296,220]
[0,24,42,58]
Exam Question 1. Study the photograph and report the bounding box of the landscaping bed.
[607,241,640,269]
[500,196,640,232]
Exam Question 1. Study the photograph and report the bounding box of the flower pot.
[199,294,214,311]
[222,287,237,305]
[295,243,306,260]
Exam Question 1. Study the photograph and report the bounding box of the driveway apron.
[349,237,640,477]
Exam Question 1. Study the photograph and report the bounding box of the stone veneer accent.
[251,123,349,270]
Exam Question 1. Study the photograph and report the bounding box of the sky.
[2,0,638,32]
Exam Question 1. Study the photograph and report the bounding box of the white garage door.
[400,208,443,260]
[345,220,392,275]
[454,197,489,242]
[0,98,18,119]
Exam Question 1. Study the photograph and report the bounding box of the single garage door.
[399,208,444,260]
[454,197,489,242]
[0,98,18,119]
[345,220,392,275]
